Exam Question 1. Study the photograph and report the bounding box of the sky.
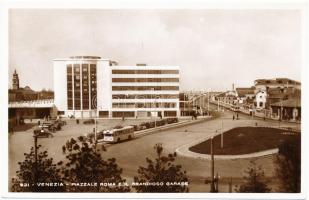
[9,9,302,91]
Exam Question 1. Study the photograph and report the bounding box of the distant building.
[53,56,180,118]
[179,93,192,116]
[236,87,255,99]
[235,87,255,105]
[9,70,54,102]
[254,91,267,110]
[12,69,19,90]
[253,78,301,110]
[270,98,301,121]
[254,78,301,93]
[215,90,237,105]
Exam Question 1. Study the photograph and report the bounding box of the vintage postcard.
[1,0,307,199]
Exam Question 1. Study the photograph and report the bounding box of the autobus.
[103,126,134,143]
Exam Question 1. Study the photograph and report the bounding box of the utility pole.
[279,99,283,128]
[221,120,224,148]
[208,89,210,116]
[33,134,38,192]
[215,172,219,192]
[94,108,98,152]
[210,137,215,192]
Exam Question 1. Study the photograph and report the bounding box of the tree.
[235,160,271,193]
[11,145,65,192]
[60,137,130,192]
[275,135,301,192]
[133,143,189,192]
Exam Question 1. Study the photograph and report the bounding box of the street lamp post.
[200,95,202,114]
[208,89,210,116]
[183,101,185,117]
[151,88,155,124]
[33,134,38,191]
[154,96,160,128]
[279,99,283,128]
[210,136,215,192]
[221,120,224,149]
[94,107,98,149]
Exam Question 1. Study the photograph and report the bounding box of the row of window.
[112,86,179,91]
[112,102,177,108]
[112,78,179,83]
[112,70,179,74]
[67,64,97,110]
[112,94,179,99]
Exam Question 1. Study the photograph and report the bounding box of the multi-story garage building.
[53,56,180,118]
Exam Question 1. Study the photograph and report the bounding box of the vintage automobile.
[33,128,54,138]
[39,122,56,132]
[83,119,95,125]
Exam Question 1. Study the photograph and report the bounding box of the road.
[8,109,300,192]
[98,110,300,192]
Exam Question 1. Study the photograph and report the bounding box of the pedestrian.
[62,145,66,154]
[66,141,69,149]
[237,113,239,119]
[233,115,235,120]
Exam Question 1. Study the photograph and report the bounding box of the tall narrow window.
[82,64,89,109]
[67,64,73,110]
[74,64,81,110]
[90,64,97,109]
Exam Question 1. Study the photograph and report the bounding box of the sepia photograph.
[2,1,307,198]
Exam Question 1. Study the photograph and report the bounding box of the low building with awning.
[270,98,301,121]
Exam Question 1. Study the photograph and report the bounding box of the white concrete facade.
[53,56,180,118]
[255,91,267,110]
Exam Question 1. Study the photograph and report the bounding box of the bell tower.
[12,69,19,90]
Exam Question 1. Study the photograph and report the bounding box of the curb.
[175,126,282,160]
[135,116,213,137]
[209,101,301,124]
[176,147,278,160]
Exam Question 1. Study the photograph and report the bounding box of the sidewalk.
[135,116,212,137]
[210,100,301,124]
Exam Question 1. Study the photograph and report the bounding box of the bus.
[103,126,134,143]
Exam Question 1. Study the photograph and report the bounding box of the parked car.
[33,128,53,138]
[156,119,167,127]
[140,122,150,129]
[39,122,57,132]
[56,119,67,126]
[149,121,156,128]
[166,118,178,124]
[83,119,95,124]
[84,130,105,142]
[50,120,62,131]
[130,125,139,131]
